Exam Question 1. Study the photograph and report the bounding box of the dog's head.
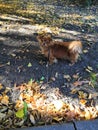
[37,32,52,47]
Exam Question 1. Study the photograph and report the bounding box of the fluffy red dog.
[37,33,82,64]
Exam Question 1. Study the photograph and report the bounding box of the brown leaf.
[1,95,9,105]
[80,99,87,105]
[0,84,3,90]
[66,111,77,121]
[73,81,82,87]
[78,91,88,99]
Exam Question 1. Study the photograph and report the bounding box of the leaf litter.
[0,79,98,129]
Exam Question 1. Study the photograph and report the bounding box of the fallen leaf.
[64,75,71,81]
[7,61,10,65]
[80,99,87,105]
[0,95,2,101]
[15,109,24,118]
[53,100,64,111]
[0,84,3,90]
[1,95,9,105]
[50,77,56,81]
[0,113,6,120]
[83,49,88,53]
[66,111,77,121]
[11,53,16,57]
[73,81,82,87]
[78,91,88,99]
[14,120,25,126]
[30,114,36,124]
[40,76,45,81]
[85,109,91,120]
[72,74,79,79]
[85,66,93,73]
[53,117,63,121]
[28,78,33,86]
[27,62,32,67]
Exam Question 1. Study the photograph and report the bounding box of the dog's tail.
[69,41,82,53]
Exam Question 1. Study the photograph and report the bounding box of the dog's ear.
[46,33,52,42]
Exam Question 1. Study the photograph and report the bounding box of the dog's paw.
[53,58,58,63]
[49,58,58,65]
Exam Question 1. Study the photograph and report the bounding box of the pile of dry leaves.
[0,80,98,129]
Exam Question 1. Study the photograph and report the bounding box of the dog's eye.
[43,42,46,46]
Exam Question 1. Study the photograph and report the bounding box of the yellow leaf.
[1,95,9,105]
[80,99,87,105]
[53,117,63,121]
[78,91,88,99]
[85,66,93,73]
[27,62,32,67]
[15,109,24,118]
[85,109,91,120]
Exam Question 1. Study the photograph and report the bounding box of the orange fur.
[37,33,82,64]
